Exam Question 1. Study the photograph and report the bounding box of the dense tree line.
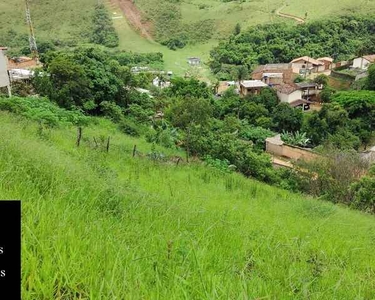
[210,15,375,79]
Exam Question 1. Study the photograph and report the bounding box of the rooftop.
[252,63,291,73]
[317,57,334,62]
[240,80,268,88]
[263,73,283,78]
[295,82,318,89]
[275,83,299,94]
[362,54,375,63]
[289,99,313,108]
[291,56,324,66]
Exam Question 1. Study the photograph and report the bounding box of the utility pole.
[25,0,39,61]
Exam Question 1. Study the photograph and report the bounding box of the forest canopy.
[210,15,375,79]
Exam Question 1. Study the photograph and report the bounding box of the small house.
[239,80,268,96]
[291,56,325,75]
[317,57,334,70]
[262,73,284,85]
[352,55,375,70]
[276,84,302,103]
[252,63,295,84]
[295,82,320,101]
[187,57,201,66]
[275,83,312,110]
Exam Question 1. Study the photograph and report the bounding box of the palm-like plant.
[281,131,310,147]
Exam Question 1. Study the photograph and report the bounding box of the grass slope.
[0,0,95,44]
[1,112,374,298]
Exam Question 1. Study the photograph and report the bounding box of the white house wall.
[353,58,371,69]
[277,90,303,103]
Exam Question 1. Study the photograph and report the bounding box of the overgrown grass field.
[1,112,374,298]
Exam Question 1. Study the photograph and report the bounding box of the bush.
[0,96,89,127]
[100,101,123,122]
[118,118,142,137]
[350,175,375,213]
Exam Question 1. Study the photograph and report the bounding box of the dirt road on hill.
[109,0,153,40]
[276,4,305,24]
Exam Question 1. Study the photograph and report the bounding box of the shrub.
[118,118,142,137]
[0,96,89,126]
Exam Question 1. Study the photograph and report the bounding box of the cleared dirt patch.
[109,0,153,40]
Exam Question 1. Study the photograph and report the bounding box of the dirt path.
[276,4,305,24]
[109,0,153,40]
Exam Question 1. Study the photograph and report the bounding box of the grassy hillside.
[1,111,375,298]
[135,0,375,37]
[2,0,375,77]
[0,0,95,46]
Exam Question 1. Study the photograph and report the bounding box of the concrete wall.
[240,86,263,96]
[266,141,318,161]
[252,68,295,84]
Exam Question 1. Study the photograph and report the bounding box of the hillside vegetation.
[210,15,375,79]
[0,104,375,298]
[3,0,375,77]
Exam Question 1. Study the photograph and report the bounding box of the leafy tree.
[314,74,329,87]
[91,5,119,47]
[236,65,248,85]
[325,129,361,150]
[210,16,375,78]
[367,64,375,91]
[239,102,269,124]
[319,86,335,103]
[240,125,275,151]
[165,78,212,99]
[234,23,241,35]
[332,91,375,133]
[250,88,279,111]
[34,47,135,114]
[167,97,213,159]
[271,103,303,132]
[350,165,375,213]
[302,112,329,146]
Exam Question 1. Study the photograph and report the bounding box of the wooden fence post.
[132,145,137,157]
[93,137,98,149]
[106,136,110,153]
[76,127,82,147]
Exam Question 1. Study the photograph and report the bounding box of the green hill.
[1,109,374,298]
[2,0,375,77]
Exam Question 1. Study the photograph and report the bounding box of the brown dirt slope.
[109,0,153,39]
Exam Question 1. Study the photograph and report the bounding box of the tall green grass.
[0,112,374,299]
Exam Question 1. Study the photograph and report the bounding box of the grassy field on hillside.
[3,0,375,78]
[1,112,375,298]
[0,0,95,45]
